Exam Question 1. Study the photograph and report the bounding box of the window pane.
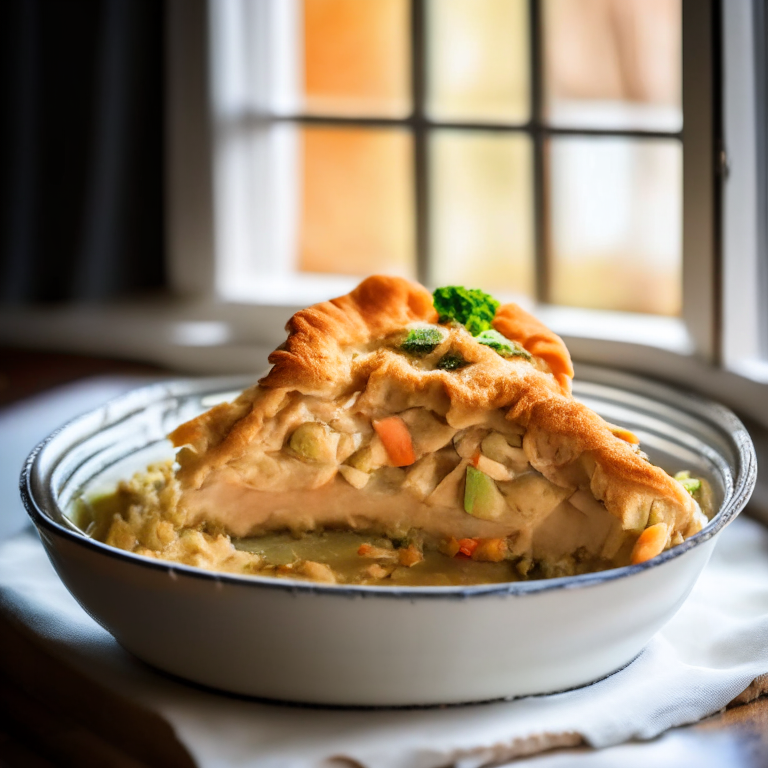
[548,138,681,315]
[303,0,410,117]
[298,127,415,277]
[543,0,681,131]
[427,0,529,123]
[430,132,534,295]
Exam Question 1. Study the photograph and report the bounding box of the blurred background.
[0,0,165,305]
[0,0,682,325]
[277,0,682,315]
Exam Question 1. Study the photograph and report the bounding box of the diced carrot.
[457,538,479,558]
[440,537,461,557]
[357,544,374,557]
[398,544,424,567]
[471,450,481,468]
[630,523,669,565]
[373,416,416,467]
[472,538,507,562]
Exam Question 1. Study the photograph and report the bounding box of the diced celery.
[674,470,701,495]
[464,466,507,521]
[681,478,701,494]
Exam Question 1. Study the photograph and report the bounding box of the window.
[201,0,685,318]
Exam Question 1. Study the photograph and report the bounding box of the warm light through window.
[298,126,415,277]
[218,0,683,316]
[303,0,411,117]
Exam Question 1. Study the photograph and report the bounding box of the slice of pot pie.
[93,276,710,584]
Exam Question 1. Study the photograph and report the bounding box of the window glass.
[543,0,681,131]
[427,0,529,124]
[298,127,415,277]
[303,0,411,117]
[430,131,534,295]
[548,137,681,315]
[210,0,688,319]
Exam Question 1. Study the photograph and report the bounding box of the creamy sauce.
[236,531,522,586]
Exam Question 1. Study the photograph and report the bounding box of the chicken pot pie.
[80,276,711,585]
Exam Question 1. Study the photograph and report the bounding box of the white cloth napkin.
[1,514,768,768]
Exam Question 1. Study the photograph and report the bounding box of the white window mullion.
[721,0,763,373]
[210,0,303,299]
[681,0,719,365]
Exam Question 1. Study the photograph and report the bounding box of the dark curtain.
[0,0,165,303]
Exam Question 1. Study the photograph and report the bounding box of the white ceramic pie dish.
[20,365,756,707]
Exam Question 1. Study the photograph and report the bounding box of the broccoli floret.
[436,352,468,371]
[475,329,532,360]
[433,286,499,336]
[400,327,444,356]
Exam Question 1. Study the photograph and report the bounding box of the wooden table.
[1,347,766,768]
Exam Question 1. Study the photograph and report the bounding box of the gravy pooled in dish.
[76,277,713,586]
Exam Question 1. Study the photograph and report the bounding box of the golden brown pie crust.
[169,275,698,541]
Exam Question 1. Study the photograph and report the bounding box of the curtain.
[0,0,165,303]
